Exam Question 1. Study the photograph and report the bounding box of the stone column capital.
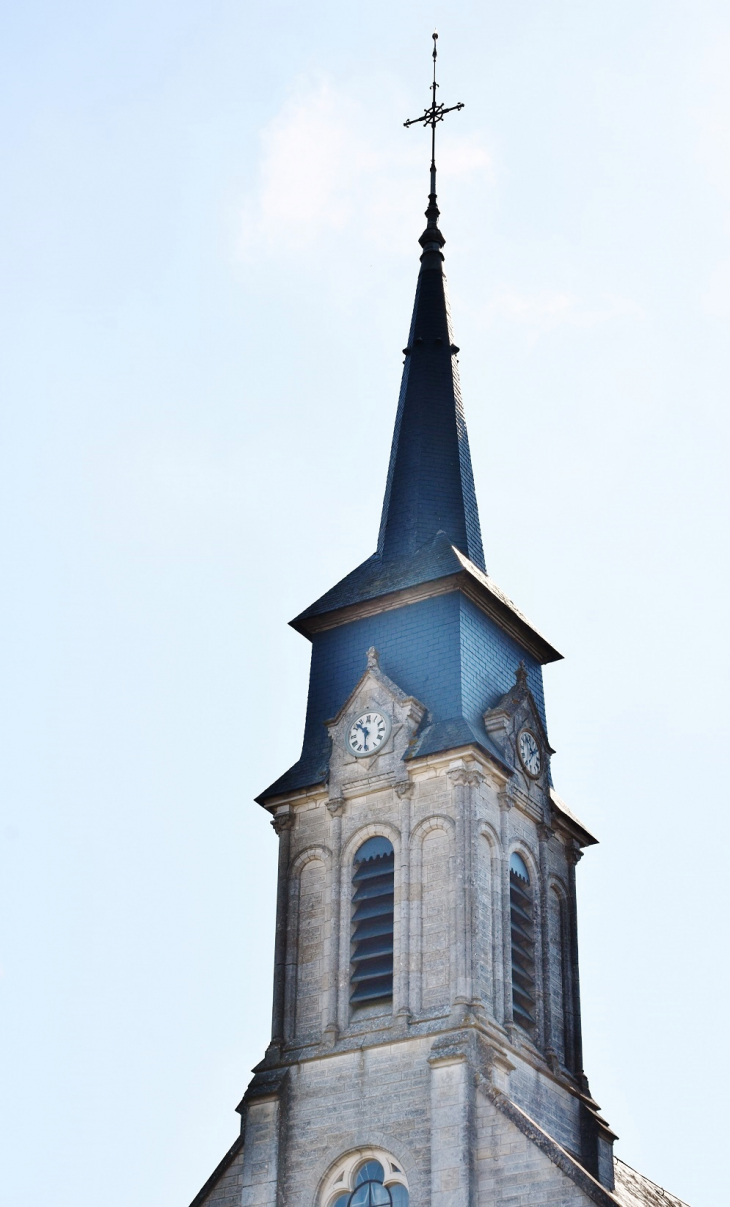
[271,809,294,835]
[448,767,483,788]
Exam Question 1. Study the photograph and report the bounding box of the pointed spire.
[378,35,484,571]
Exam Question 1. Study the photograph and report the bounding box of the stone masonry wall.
[476,1090,595,1207]
[195,660,612,1206]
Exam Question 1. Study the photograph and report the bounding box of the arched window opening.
[509,851,536,1030]
[350,838,394,1006]
[331,1160,409,1207]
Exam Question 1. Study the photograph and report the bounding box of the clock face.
[347,711,391,758]
[518,729,541,778]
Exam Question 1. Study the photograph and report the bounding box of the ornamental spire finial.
[404,31,465,256]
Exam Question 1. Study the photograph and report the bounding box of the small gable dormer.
[483,662,555,791]
[325,647,426,796]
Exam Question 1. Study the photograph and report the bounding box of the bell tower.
[188,36,690,1207]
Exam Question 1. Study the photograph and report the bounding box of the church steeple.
[378,32,485,570]
[261,33,561,808]
[190,42,691,1207]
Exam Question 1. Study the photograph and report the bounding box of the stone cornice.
[340,772,403,799]
[262,785,329,814]
[428,1031,470,1067]
[407,745,509,789]
[510,784,544,824]
[262,747,507,819]
[270,1013,603,1121]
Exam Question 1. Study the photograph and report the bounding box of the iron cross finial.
[404,31,464,204]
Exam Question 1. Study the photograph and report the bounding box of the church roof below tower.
[549,787,597,847]
[613,1158,691,1207]
[291,531,562,665]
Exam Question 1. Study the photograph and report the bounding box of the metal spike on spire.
[404,31,464,254]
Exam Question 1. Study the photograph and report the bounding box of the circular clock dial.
[518,729,541,778]
[347,711,391,758]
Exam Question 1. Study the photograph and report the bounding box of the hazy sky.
[2,2,729,1205]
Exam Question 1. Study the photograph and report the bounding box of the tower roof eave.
[290,534,562,666]
[550,787,598,848]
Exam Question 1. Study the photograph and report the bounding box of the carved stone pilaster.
[323,1020,339,1047]
[537,822,553,1053]
[498,787,513,1026]
[448,768,481,1004]
[270,808,294,1043]
[428,1032,473,1207]
[325,800,345,1036]
[566,841,585,1078]
[546,1048,560,1074]
[498,784,515,812]
[396,779,413,1019]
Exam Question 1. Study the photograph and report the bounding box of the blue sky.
[1,2,729,1204]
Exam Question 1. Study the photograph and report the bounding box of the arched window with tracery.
[330,1159,409,1207]
[510,851,536,1030]
[350,837,394,1007]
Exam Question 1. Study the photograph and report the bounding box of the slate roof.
[407,713,510,767]
[258,748,329,805]
[375,243,485,569]
[613,1158,690,1207]
[291,531,562,665]
[292,532,462,626]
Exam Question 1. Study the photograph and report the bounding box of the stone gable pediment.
[482,662,554,789]
[325,647,426,791]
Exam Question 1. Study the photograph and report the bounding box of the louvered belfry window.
[510,851,536,1030]
[350,837,395,1006]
